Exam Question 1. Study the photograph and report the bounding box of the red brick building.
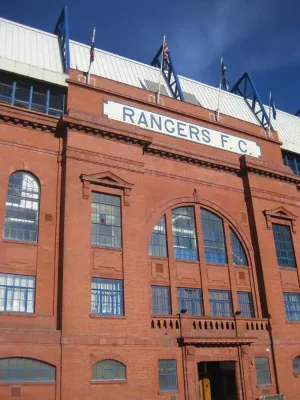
[0,9,300,400]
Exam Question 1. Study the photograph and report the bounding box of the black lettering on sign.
[202,129,211,144]
[123,107,135,123]
[238,140,247,153]
[138,112,148,127]
[177,122,187,137]
[221,134,229,148]
[165,119,175,133]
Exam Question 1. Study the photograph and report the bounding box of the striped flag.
[90,27,96,64]
[270,91,277,120]
[220,58,230,91]
[163,42,170,64]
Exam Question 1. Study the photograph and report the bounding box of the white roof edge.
[281,141,300,154]
[0,17,58,39]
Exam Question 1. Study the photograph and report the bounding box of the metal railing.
[259,395,285,400]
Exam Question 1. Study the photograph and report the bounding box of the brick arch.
[90,352,129,367]
[146,195,253,258]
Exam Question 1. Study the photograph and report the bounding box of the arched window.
[149,216,167,257]
[230,229,248,266]
[201,209,227,264]
[92,360,126,381]
[3,172,40,243]
[0,358,55,382]
[172,207,198,261]
[293,356,300,373]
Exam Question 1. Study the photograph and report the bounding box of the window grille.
[201,209,227,264]
[255,357,271,386]
[0,358,55,382]
[237,291,254,318]
[293,356,300,373]
[209,290,232,317]
[230,229,248,266]
[3,172,40,243]
[91,193,122,248]
[272,224,295,268]
[151,286,171,315]
[149,216,167,257]
[91,278,124,316]
[172,207,198,261]
[177,288,203,316]
[283,151,300,175]
[158,360,178,392]
[0,274,35,313]
[92,360,126,381]
[283,292,300,321]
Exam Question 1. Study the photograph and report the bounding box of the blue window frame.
[151,286,171,315]
[3,172,40,243]
[149,216,167,257]
[0,72,65,117]
[230,229,248,266]
[283,151,300,175]
[238,291,254,318]
[177,288,203,316]
[209,290,232,317]
[91,193,122,248]
[172,207,198,261]
[201,209,227,264]
[0,358,55,382]
[0,274,35,313]
[293,356,300,373]
[91,278,124,316]
[283,292,300,321]
[272,224,295,268]
[158,360,178,392]
[92,360,126,381]
[255,357,271,386]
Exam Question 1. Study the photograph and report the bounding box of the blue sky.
[2,0,300,114]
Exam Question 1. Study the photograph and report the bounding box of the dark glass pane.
[151,286,171,315]
[201,209,227,264]
[172,207,198,261]
[230,229,248,266]
[272,224,295,268]
[149,216,167,257]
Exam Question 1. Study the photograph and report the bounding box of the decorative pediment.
[263,206,297,232]
[80,171,133,206]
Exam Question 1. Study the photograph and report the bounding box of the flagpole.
[268,90,272,138]
[217,58,222,121]
[156,34,165,105]
[87,27,96,84]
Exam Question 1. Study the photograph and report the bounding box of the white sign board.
[103,100,261,158]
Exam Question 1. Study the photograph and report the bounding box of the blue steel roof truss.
[151,45,185,101]
[54,6,70,73]
[230,72,273,130]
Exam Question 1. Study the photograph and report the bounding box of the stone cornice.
[0,103,58,133]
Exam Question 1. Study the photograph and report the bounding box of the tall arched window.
[3,172,40,243]
[172,207,198,261]
[92,360,126,381]
[0,358,55,382]
[201,209,227,264]
[149,216,167,257]
[293,356,300,373]
[230,229,248,266]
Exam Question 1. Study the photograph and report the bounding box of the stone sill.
[0,382,55,386]
[90,380,127,385]
[89,314,126,319]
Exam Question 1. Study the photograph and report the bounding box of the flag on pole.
[270,91,277,120]
[220,58,230,91]
[163,42,170,64]
[156,35,166,104]
[90,27,96,64]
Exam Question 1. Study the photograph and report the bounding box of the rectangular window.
[283,151,300,175]
[91,193,122,248]
[151,286,171,315]
[158,360,178,392]
[209,290,232,317]
[149,216,167,257]
[255,357,271,386]
[283,292,300,321]
[177,288,203,316]
[238,291,254,318]
[0,274,35,313]
[91,278,124,316]
[272,224,295,268]
[172,207,198,261]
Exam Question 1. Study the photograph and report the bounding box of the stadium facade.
[0,7,300,400]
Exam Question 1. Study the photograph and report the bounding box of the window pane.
[0,75,13,104]
[91,193,122,248]
[293,356,300,373]
[272,224,295,268]
[151,286,171,315]
[283,292,300,321]
[92,360,126,381]
[238,292,254,318]
[177,288,203,316]
[91,278,124,316]
[209,290,232,317]
[149,216,167,257]
[201,209,227,264]
[283,151,300,175]
[3,172,39,243]
[0,274,35,314]
[14,82,30,108]
[230,229,247,266]
[172,207,198,261]
[0,358,55,382]
[255,357,271,386]
[31,87,47,113]
[158,360,178,392]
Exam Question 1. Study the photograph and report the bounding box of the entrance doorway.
[198,361,237,400]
